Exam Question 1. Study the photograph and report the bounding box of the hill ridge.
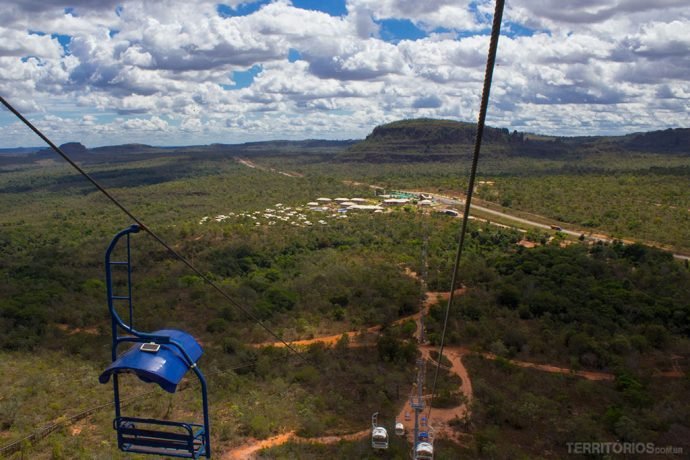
[339,118,690,161]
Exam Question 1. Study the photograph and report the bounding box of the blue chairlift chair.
[98,225,211,458]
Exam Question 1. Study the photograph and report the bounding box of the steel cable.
[426,0,505,419]
[0,95,308,363]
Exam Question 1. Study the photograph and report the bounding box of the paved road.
[233,158,690,262]
[429,193,690,261]
[436,196,559,231]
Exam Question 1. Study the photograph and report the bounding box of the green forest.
[1,133,689,459]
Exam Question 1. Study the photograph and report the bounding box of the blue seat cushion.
[99,329,203,393]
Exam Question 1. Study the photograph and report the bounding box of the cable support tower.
[419,211,430,344]
[411,358,426,453]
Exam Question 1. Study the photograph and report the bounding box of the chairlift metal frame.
[98,225,211,458]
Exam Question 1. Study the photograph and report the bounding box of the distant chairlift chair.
[414,424,434,460]
[395,421,405,436]
[371,412,389,450]
[414,442,434,460]
[98,225,211,458]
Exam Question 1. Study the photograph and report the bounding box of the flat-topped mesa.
[339,118,690,162]
[342,118,528,161]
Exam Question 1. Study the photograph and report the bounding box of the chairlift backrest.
[372,427,388,440]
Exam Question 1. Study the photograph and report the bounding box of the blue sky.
[217,0,347,18]
[1,0,689,147]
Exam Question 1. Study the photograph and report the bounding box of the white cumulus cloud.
[0,0,688,146]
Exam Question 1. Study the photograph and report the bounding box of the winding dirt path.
[224,430,369,459]
[226,432,296,460]
[228,267,684,457]
[251,288,460,349]
[394,345,473,444]
[464,348,615,381]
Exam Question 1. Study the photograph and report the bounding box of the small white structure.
[316,197,332,202]
[349,205,384,212]
[419,199,433,206]
[395,422,405,436]
[340,201,356,208]
[383,198,409,206]
[307,202,319,207]
[350,197,367,203]
[334,197,349,202]
[415,442,433,459]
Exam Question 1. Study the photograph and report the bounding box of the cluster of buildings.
[306,193,436,213]
[199,203,336,228]
[306,197,384,213]
[198,192,459,230]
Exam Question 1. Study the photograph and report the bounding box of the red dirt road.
[465,348,614,381]
[227,269,684,458]
[223,430,369,459]
[395,345,473,444]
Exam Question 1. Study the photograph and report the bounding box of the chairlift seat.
[114,416,207,459]
[99,329,203,393]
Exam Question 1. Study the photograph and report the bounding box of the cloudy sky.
[1,0,689,147]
